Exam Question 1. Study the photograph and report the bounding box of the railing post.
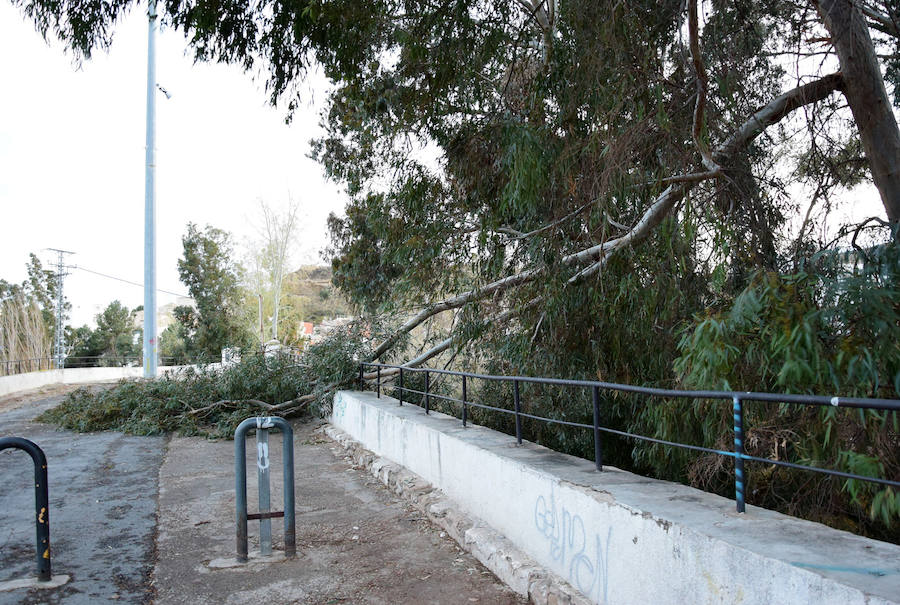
[514,379,522,445]
[461,374,467,427]
[733,396,746,514]
[398,367,403,406]
[0,437,52,581]
[425,370,430,414]
[376,365,381,398]
[592,386,603,471]
[358,364,364,391]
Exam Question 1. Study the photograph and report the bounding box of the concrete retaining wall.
[331,390,900,605]
[0,365,197,397]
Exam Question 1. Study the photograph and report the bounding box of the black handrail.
[361,362,900,514]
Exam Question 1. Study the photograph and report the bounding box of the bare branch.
[370,74,844,359]
[369,298,542,379]
[688,0,723,175]
[369,269,541,359]
[572,73,845,282]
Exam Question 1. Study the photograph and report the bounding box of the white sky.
[0,2,345,326]
[1,3,893,328]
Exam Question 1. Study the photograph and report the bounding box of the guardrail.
[361,362,900,514]
[0,356,200,376]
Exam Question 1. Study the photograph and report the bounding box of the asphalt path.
[0,388,164,604]
[0,386,522,604]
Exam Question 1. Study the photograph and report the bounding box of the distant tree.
[0,254,65,370]
[94,300,136,360]
[23,253,68,338]
[66,324,104,366]
[176,223,251,359]
[0,292,49,372]
[246,198,300,344]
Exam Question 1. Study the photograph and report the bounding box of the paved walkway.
[0,386,163,604]
[0,387,522,605]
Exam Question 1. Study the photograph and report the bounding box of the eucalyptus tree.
[17,0,900,534]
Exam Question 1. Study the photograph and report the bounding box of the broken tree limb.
[570,72,845,282]
[367,297,543,380]
[187,399,275,416]
[369,73,844,361]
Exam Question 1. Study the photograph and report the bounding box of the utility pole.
[47,249,74,369]
[143,0,158,378]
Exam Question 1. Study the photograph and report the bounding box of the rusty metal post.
[235,417,296,561]
[0,437,52,581]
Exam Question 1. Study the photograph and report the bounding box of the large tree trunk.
[815,0,900,221]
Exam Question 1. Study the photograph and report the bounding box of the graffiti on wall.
[534,489,611,604]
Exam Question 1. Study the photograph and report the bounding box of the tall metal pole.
[55,252,64,369]
[143,0,158,378]
[46,248,73,370]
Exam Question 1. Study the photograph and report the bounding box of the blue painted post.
[513,379,522,445]
[733,396,746,513]
[461,375,467,427]
[592,386,603,471]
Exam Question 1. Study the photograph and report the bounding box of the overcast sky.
[0,2,345,326]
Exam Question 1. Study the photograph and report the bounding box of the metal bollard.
[0,437,52,581]
[235,417,296,561]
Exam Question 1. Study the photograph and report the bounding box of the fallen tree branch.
[569,72,845,282]
[369,73,844,360]
[186,398,275,416]
[367,297,542,380]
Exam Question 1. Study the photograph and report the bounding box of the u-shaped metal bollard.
[234,417,296,562]
[0,437,52,581]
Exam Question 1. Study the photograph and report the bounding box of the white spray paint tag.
[256,416,275,429]
[257,442,270,471]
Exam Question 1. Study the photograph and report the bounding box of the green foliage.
[671,242,900,539]
[19,0,900,543]
[41,317,380,436]
[40,354,304,437]
[175,223,252,359]
[67,300,139,365]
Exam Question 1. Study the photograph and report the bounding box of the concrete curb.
[322,424,591,605]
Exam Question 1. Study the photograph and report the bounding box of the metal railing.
[361,362,900,514]
[0,356,196,376]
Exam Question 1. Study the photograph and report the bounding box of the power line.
[73,266,188,298]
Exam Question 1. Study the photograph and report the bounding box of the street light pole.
[143,0,158,378]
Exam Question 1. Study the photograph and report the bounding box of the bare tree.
[0,293,51,374]
[256,198,300,343]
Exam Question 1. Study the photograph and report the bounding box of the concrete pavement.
[0,386,523,605]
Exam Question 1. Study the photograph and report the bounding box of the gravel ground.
[153,418,524,605]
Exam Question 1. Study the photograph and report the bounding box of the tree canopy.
[165,223,251,360]
[17,0,900,538]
